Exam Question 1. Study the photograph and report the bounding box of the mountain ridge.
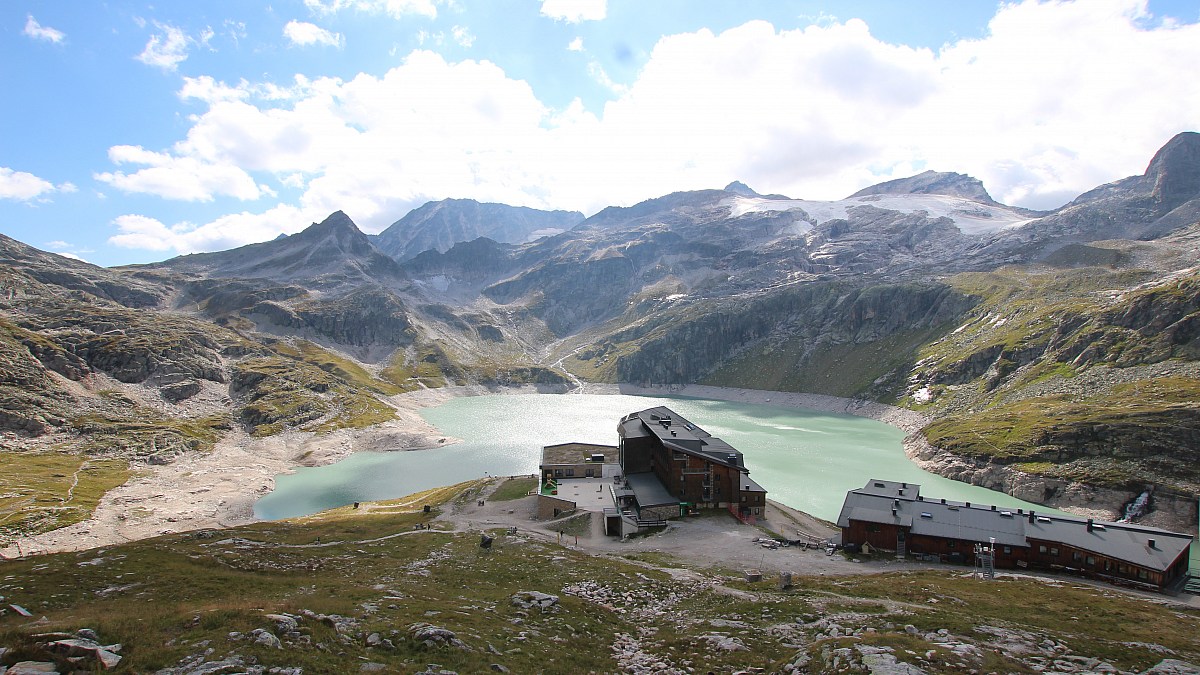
[371,197,584,262]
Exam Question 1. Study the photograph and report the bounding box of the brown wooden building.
[837,479,1193,592]
[617,406,767,522]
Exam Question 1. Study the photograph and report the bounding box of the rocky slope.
[371,197,584,261]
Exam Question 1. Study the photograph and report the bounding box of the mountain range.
[3,131,1200,541]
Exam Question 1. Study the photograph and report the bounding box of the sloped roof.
[838,479,1193,572]
[620,406,743,469]
[1027,516,1192,572]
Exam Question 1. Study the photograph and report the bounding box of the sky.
[2,0,1200,267]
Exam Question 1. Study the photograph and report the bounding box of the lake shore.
[0,382,1024,558]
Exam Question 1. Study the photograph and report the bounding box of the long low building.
[837,479,1193,592]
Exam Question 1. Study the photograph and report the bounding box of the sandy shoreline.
[3,383,922,557]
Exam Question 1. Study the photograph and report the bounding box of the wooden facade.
[618,407,767,519]
[837,480,1193,592]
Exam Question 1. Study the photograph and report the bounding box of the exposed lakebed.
[254,393,1056,521]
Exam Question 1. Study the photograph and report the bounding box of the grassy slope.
[910,267,1200,495]
[0,484,1195,673]
[703,325,949,400]
[0,454,129,541]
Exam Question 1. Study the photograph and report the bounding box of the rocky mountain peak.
[372,198,584,262]
[292,210,372,252]
[723,181,760,197]
[849,170,999,205]
[1144,131,1200,212]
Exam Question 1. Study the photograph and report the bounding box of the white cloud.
[540,0,607,23]
[102,0,1200,256]
[451,25,475,48]
[567,37,584,52]
[24,15,65,43]
[304,0,440,20]
[283,20,344,48]
[0,167,69,201]
[224,20,248,45]
[137,22,192,71]
[179,76,251,103]
[108,204,320,254]
[94,145,262,201]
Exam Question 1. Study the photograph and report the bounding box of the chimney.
[901,482,907,489]
[894,498,900,508]
[1028,510,1035,523]
[1017,508,1023,515]
[1148,538,1156,549]
[940,498,946,504]
[1086,519,1093,532]
[892,506,898,516]
[965,502,971,508]
[991,505,996,511]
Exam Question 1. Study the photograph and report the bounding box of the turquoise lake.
[254,393,1061,522]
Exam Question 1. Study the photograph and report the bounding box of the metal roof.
[621,406,744,469]
[740,474,768,493]
[625,471,677,508]
[839,480,1193,572]
[1026,515,1192,573]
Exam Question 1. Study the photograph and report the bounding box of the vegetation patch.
[489,477,537,502]
[0,453,129,543]
[379,342,463,391]
[233,356,395,436]
[69,408,232,467]
[922,377,1200,492]
[269,339,403,396]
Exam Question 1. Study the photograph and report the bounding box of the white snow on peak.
[724,193,1035,235]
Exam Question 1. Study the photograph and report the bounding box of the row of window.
[551,468,596,477]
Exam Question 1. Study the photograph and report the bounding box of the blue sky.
[2,0,1199,267]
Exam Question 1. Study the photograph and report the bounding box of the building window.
[554,469,563,477]
[868,524,881,533]
[1072,552,1082,562]
[1138,569,1149,580]
[566,468,574,477]
[948,540,956,549]
[1003,546,1012,554]
[1038,545,1047,554]
[1050,547,1059,556]
[1086,556,1096,566]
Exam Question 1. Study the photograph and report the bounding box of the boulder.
[407,622,470,650]
[511,591,559,611]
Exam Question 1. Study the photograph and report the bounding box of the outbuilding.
[837,479,1192,592]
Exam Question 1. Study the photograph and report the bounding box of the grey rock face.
[373,198,583,262]
[848,169,1001,206]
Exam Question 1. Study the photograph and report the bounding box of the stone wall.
[537,495,577,520]
[638,504,678,522]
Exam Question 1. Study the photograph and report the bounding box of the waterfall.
[1118,490,1151,523]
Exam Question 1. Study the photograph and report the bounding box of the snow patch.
[414,275,452,292]
[724,193,1033,235]
[912,387,934,404]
